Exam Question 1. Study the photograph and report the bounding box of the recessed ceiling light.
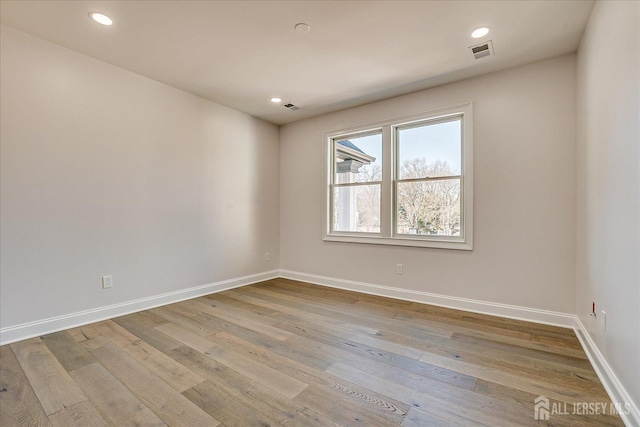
[270,97,282,103]
[294,23,311,35]
[471,27,490,39]
[90,12,113,26]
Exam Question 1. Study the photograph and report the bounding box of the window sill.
[323,234,472,250]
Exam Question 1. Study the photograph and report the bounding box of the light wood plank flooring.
[0,278,624,426]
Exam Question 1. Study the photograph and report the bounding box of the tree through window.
[396,117,462,236]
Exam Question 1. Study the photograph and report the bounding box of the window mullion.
[380,125,393,238]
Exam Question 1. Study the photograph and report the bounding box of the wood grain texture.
[91,320,204,393]
[67,324,102,343]
[11,338,87,415]
[0,279,625,426]
[183,380,281,426]
[112,312,182,353]
[168,345,335,427]
[156,322,308,399]
[70,363,165,427]
[47,401,109,427]
[41,331,96,372]
[81,336,218,427]
[0,345,52,427]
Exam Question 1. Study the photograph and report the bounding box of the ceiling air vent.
[469,40,494,60]
[284,103,300,111]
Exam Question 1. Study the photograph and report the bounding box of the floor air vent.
[469,40,494,60]
[284,103,300,110]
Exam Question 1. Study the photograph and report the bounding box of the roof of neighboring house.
[336,140,376,164]
[337,140,366,154]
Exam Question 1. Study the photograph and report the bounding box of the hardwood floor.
[0,279,624,426]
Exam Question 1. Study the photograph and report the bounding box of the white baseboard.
[0,270,279,346]
[573,317,640,427]
[279,269,575,328]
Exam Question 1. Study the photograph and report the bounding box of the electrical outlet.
[264,252,270,262]
[599,310,607,332]
[396,264,403,275]
[102,275,113,289]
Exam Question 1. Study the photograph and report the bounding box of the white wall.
[280,55,577,314]
[576,0,640,408]
[0,25,280,329]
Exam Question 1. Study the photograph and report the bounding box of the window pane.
[333,184,380,233]
[396,179,461,236]
[335,133,382,184]
[397,119,461,179]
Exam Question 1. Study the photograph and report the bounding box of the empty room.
[0,0,638,426]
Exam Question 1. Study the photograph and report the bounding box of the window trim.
[323,103,473,250]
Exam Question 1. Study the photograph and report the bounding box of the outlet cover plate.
[102,275,113,289]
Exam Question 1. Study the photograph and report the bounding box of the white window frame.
[323,103,473,250]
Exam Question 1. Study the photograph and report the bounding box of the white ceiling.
[0,1,594,125]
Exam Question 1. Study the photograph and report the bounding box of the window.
[332,132,382,233]
[324,104,473,250]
